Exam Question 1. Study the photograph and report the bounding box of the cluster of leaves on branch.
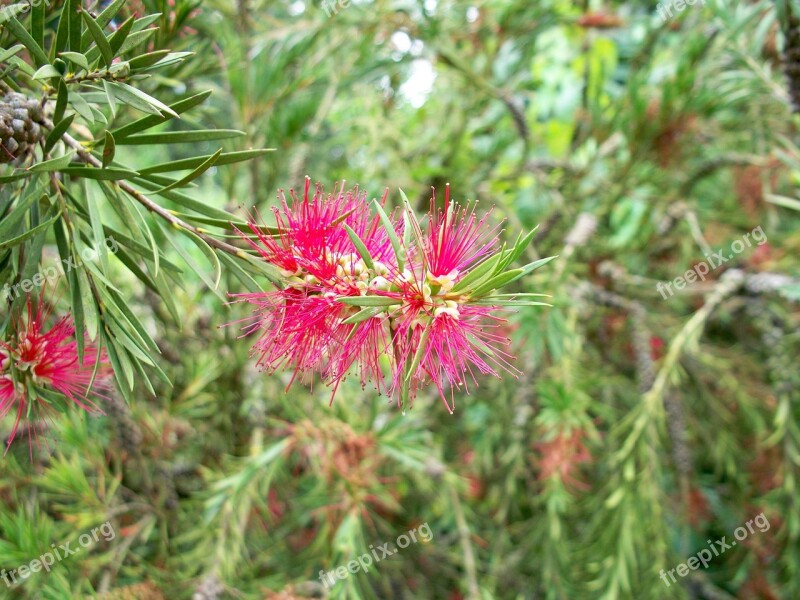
[1,0,273,415]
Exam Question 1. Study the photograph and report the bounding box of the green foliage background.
[1,0,800,598]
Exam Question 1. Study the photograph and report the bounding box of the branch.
[52,122,250,259]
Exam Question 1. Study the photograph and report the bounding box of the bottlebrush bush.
[2,1,800,600]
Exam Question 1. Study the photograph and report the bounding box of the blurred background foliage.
[1,0,800,598]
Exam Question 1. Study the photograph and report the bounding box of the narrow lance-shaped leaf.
[342,306,385,325]
[373,200,405,271]
[109,15,135,55]
[102,131,116,169]
[59,51,90,71]
[116,130,245,145]
[336,296,397,307]
[405,323,432,383]
[4,17,50,66]
[344,223,375,271]
[54,79,69,123]
[44,114,76,154]
[111,90,212,139]
[149,148,222,194]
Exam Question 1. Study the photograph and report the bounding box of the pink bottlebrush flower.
[235,179,384,282]
[232,179,397,391]
[325,312,391,397]
[423,184,501,284]
[1,296,111,450]
[232,179,549,412]
[387,275,518,413]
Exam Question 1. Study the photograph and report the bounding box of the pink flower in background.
[0,297,111,450]
[232,178,550,412]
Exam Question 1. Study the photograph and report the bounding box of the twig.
[448,485,480,600]
[52,123,249,259]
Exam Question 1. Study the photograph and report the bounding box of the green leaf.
[102,79,117,118]
[28,153,74,173]
[86,28,156,63]
[103,336,131,401]
[399,188,427,269]
[0,212,60,250]
[149,148,221,194]
[373,200,404,271]
[764,193,800,212]
[31,0,44,50]
[114,28,157,55]
[137,51,193,72]
[471,269,524,297]
[44,114,76,154]
[0,173,32,184]
[137,149,274,175]
[111,90,212,139]
[0,185,43,240]
[184,231,222,291]
[472,299,551,307]
[55,220,85,361]
[108,15,135,56]
[61,166,139,180]
[102,289,159,353]
[54,79,69,123]
[54,0,70,54]
[344,224,375,271]
[0,44,24,63]
[342,306,385,324]
[85,183,109,272]
[106,81,179,118]
[169,212,272,233]
[450,253,502,294]
[469,257,554,298]
[116,130,245,145]
[131,177,242,221]
[108,330,135,390]
[499,226,539,271]
[4,17,50,66]
[127,49,172,71]
[336,296,398,307]
[69,0,82,52]
[69,91,95,124]
[0,6,27,27]
[162,224,223,297]
[153,270,182,324]
[102,131,116,169]
[59,51,90,71]
[74,269,100,340]
[518,255,557,276]
[217,251,260,292]
[79,0,125,49]
[405,323,432,383]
